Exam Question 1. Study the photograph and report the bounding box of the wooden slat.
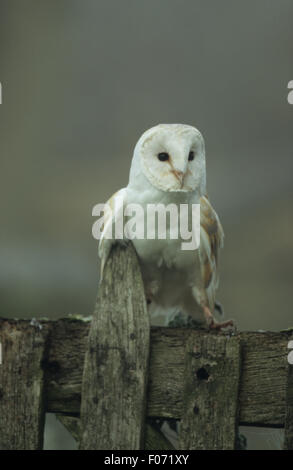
[0,318,292,429]
[238,332,289,427]
[284,334,293,449]
[0,319,48,450]
[147,328,188,418]
[79,244,150,450]
[43,323,292,428]
[179,331,241,449]
[57,415,174,450]
[44,318,89,415]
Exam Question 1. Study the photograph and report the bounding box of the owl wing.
[199,195,224,311]
[98,187,127,279]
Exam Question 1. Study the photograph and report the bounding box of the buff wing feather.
[199,195,224,312]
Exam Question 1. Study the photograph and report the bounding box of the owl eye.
[157,152,169,162]
[188,151,195,161]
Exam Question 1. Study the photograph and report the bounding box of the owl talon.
[209,319,234,331]
[203,306,234,331]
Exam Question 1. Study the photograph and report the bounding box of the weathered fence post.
[79,243,150,450]
[179,331,241,450]
[0,320,48,450]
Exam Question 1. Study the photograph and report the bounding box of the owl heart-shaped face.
[136,124,206,193]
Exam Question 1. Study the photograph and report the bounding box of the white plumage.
[98,124,233,329]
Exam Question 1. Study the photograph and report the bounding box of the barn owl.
[98,124,233,329]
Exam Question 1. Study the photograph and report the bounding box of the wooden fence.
[0,244,292,450]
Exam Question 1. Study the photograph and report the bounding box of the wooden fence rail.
[0,244,292,449]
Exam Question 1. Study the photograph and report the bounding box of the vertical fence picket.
[179,330,241,450]
[0,320,48,450]
[79,244,150,450]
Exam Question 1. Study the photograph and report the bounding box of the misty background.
[0,0,292,450]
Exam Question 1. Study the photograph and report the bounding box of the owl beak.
[173,169,185,187]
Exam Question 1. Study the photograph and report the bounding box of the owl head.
[130,124,206,194]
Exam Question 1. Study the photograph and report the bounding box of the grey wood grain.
[284,333,293,450]
[79,244,150,450]
[179,331,241,449]
[0,319,48,449]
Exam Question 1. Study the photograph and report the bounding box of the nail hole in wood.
[196,367,209,381]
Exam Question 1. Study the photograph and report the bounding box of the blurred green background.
[0,0,292,450]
